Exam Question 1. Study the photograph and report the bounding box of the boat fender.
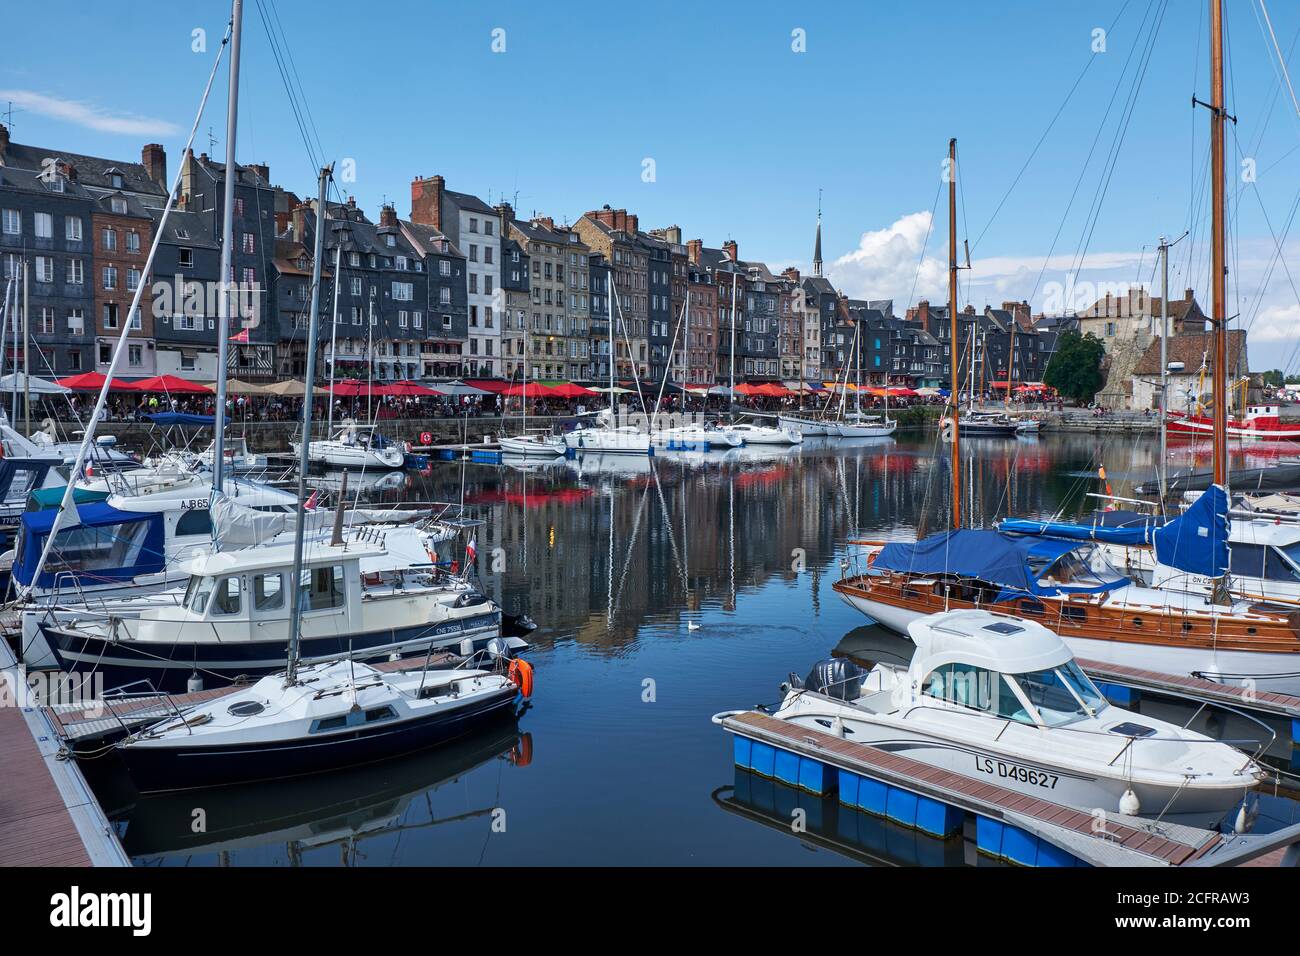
[187,672,204,694]
[508,658,534,699]
[1234,797,1258,834]
[1118,788,1140,817]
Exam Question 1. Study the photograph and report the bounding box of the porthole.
[227,700,265,717]
[1132,617,1143,628]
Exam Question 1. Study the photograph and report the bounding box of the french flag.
[304,490,319,511]
[465,534,477,567]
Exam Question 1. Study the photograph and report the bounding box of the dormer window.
[385,235,395,247]
[106,168,125,189]
[111,197,127,214]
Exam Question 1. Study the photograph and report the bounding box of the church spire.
[812,189,823,278]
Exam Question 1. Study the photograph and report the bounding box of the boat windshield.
[1278,542,1300,577]
[1007,661,1106,727]
[1032,545,1125,590]
[184,575,214,613]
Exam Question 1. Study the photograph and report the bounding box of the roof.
[907,609,1073,677]
[1132,330,1247,377]
[442,188,495,216]
[0,138,165,196]
[187,153,272,191]
[188,538,385,575]
[0,163,96,201]
[400,219,464,259]
[94,190,151,219]
[141,205,218,247]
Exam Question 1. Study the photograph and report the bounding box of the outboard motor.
[803,658,871,701]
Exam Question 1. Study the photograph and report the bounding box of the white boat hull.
[563,427,651,455]
[831,420,898,438]
[498,435,567,457]
[779,415,829,436]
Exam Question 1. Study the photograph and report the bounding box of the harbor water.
[85,432,1300,866]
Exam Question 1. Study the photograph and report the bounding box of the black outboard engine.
[803,658,871,701]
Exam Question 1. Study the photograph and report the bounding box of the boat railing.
[99,679,199,738]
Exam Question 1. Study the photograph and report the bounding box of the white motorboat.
[199,436,269,472]
[728,422,803,445]
[294,420,406,470]
[778,414,831,437]
[115,652,529,792]
[30,533,516,691]
[499,433,567,458]
[759,609,1263,829]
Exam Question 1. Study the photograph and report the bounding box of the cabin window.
[185,575,214,613]
[1009,664,1104,727]
[3,467,42,506]
[1232,543,1300,583]
[253,572,283,611]
[212,576,242,615]
[364,706,396,723]
[924,663,1030,723]
[43,519,153,576]
[176,508,213,536]
[299,564,345,611]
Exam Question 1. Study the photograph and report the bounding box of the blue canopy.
[873,529,1128,602]
[15,502,166,589]
[999,510,1161,546]
[1154,483,1229,578]
[144,412,224,427]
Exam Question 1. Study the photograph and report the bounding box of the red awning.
[501,382,556,398]
[547,382,598,398]
[385,380,445,396]
[464,379,511,393]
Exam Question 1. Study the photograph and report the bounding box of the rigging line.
[907,178,942,313]
[1029,0,1161,306]
[1257,0,1300,125]
[266,0,328,163]
[969,0,1137,256]
[1244,11,1300,160]
[252,0,322,177]
[1070,0,1170,282]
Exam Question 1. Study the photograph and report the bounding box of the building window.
[103,304,119,329]
[126,230,140,253]
[65,217,82,241]
[413,312,422,329]
[68,259,84,285]
[102,228,117,251]
[234,198,244,216]
[102,266,118,290]
[398,310,408,328]
[111,197,127,214]
[127,268,141,291]
[392,281,413,301]
[34,212,52,238]
[35,256,54,282]
[442,314,452,329]
[128,344,143,367]
[67,309,84,335]
[1,209,19,234]
[242,233,255,254]
[178,247,193,268]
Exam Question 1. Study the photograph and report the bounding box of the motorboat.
[499,433,567,458]
[950,411,1020,437]
[199,436,269,472]
[728,422,803,445]
[759,609,1263,829]
[294,420,406,470]
[29,532,519,691]
[115,650,530,792]
[1013,417,1042,435]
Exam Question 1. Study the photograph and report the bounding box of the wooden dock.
[1078,656,1300,725]
[0,643,129,867]
[719,709,1300,867]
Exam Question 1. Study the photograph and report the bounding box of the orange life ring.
[507,658,534,699]
[510,732,534,767]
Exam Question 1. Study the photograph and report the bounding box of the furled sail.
[1153,483,1229,578]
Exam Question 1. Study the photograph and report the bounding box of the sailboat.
[832,321,896,438]
[835,84,1300,696]
[115,160,531,793]
[497,341,565,457]
[564,272,651,454]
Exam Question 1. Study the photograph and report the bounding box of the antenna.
[2,100,22,130]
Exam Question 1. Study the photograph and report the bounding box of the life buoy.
[510,732,534,767]
[507,658,534,699]
[420,432,432,445]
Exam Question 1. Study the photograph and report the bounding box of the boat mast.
[948,137,962,529]
[1208,0,1230,603]
[325,242,342,434]
[286,164,333,686]
[1158,234,1170,500]
[211,0,243,497]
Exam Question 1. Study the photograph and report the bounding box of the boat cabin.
[13,502,166,590]
[906,610,1109,729]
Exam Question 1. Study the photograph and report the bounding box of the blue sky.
[4,0,1299,366]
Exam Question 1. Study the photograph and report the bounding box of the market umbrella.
[123,374,214,394]
[435,380,493,397]
[329,379,370,397]
[464,379,510,394]
[548,382,597,398]
[501,382,556,398]
[223,379,272,395]
[264,379,331,397]
[590,385,633,395]
[0,372,70,395]
[56,371,131,391]
[755,383,792,397]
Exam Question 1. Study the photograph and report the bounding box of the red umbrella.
[464,379,510,393]
[756,382,793,397]
[56,371,131,390]
[501,382,556,398]
[734,383,764,396]
[122,374,213,394]
[330,379,370,397]
[548,382,597,398]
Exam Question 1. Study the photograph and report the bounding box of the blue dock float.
[714,709,1287,867]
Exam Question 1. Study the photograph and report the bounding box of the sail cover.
[999,510,1161,545]
[1153,483,1229,578]
[873,530,1128,601]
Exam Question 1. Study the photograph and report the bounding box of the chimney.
[626,213,639,235]
[781,266,800,283]
[291,201,310,244]
[379,203,397,227]
[247,161,269,184]
[1185,288,1194,302]
[915,299,930,325]
[653,225,682,244]
[410,174,444,230]
[687,239,703,264]
[139,143,167,189]
[0,123,8,161]
[723,240,738,262]
[534,215,555,231]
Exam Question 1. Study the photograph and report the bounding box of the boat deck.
[47,651,461,746]
[1078,656,1300,723]
[720,710,1300,867]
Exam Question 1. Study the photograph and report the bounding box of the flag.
[465,534,477,566]
[229,327,250,344]
[304,490,318,511]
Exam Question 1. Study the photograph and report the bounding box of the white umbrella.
[0,373,71,395]
[590,385,633,394]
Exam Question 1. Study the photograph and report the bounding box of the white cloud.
[826,211,947,303]
[0,89,178,137]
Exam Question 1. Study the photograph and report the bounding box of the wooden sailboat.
[834,88,1300,695]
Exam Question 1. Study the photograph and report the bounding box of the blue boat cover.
[873,529,1127,601]
[144,412,224,427]
[1153,483,1229,578]
[15,502,166,589]
[999,509,1161,545]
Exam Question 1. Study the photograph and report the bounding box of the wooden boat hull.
[834,573,1300,695]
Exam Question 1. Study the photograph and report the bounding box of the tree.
[1044,330,1106,404]
[1261,369,1285,388]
